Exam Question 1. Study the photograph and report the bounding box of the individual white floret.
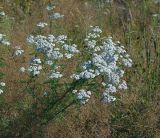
[47,50,63,59]
[105,84,117,93]
[108,73,120,85]
[152,13,160,17]
[20,67,26,72]
[26,35,34,44]
[51,12,64,19]
[37,22,48,28]
[32,70,40,76]
[65,53,73,59]
[1,40,10,46]
[79,70,96,79]
[94,46,101,52]
[0,11,5,16]
[102,82,106,86]
[49,71,63,79]
[45,60,53,65]
[122,58,133,67]
[63,44,79,53]
[118,80,128,90]
[0,82,5,87]
[0,89,3,94]
[103,92,116,103]
[85,40,97,49]
[14,47,24,56]
[56,35,67,44]
[43,91,48,96]
[72,90,78,94]
[48,35,56,43]
[76,89,92,104]
[0,34,10,46]
[28,66,41,76]
[92,26,102,33]
[28,58,42,76]
[32,58,41,64]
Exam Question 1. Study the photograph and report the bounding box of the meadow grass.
[0,0,160,138]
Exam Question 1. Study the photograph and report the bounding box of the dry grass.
[0,0,160,138]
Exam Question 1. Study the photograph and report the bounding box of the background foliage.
[0,0,160,138]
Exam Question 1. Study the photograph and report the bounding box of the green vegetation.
[0,0,160,138]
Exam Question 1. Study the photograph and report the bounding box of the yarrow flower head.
[71,26,133,104]
[73,89,91,105]
[25,31,79,79]
[14,46,24,56]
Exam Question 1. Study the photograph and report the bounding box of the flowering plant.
[0,3,133,124]
[17,23,132,122]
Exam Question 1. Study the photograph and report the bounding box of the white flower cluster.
[26,34,79,78]
[0,82,5,94]
[71,26,133,103]
[20,4,66,77]
[0,34,10,46]
[46,4,64,19]
[51,12,64,19]
[14,46,24,56]
[0,11,5,16]
[152,13,160,17]
[48,65,63,79]
[72,89,91,104]
[84,26,102,49]
[27,57,42,76]
[118,80,128,90]
[27,34,79,60]
[49,71,63,79]
[102,92,116,103]
[37,22,48,28]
